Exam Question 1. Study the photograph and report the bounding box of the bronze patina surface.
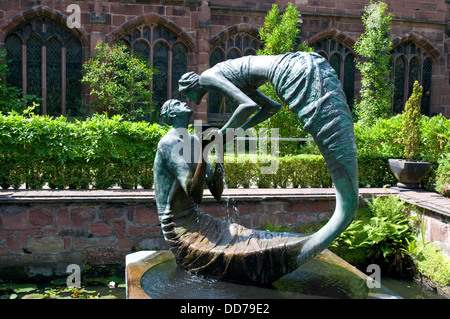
[154,53,358,285]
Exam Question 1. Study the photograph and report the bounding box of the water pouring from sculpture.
[153,52,358,285]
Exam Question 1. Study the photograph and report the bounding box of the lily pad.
[0,283,37,293]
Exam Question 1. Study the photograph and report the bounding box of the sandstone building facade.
[0,0,448,123]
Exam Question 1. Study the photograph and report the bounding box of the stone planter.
[388,159,433,189]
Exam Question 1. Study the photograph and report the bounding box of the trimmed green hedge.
[220,154,398,189]
[222,155,332,189]
[0,113,168,189]
[0,112,448,193]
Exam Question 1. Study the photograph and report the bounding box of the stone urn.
[388,159,432,189]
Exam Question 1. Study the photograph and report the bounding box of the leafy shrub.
[420,114,450,162]
[435,154,450,197]
[357,154,396,187]
[331,195,416,277]
[417,243,450,287]
[0,112,168,189]
[354,113,450,163]
[82,42,154,121]
[354,113,449,190]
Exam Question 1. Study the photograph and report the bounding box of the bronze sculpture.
[154,52,358,285]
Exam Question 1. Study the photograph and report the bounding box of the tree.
[82,42,154,121]
[353,1,394,126]
[257,3,313,155]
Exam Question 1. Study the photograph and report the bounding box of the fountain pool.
[126,250,400,299]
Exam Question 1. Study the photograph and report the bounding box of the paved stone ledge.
[0,187,397,202]
[1,187,448,221]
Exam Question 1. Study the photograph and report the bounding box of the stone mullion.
[61,45,67,115]
[22,43,26,98]
[41,43,47,115]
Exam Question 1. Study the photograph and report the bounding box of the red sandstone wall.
[1,194,448,276]
[0,0,448,117]
[0,197,335,275]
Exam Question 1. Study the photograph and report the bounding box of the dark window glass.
[392,41,433,115]
[329,53,341,80]
[5,17,82,116]
[153,42,168,107]
[116,24,190,113]
[408,57,420,98]
[26,36,42,114]
[66,38,82,117]
[171,43,187,101]
[343,54,356,107]
[5,35,22,89]
[134,41,150,61]
[393,57,406,114]
[421,58,432,116]
[46,37,62,116]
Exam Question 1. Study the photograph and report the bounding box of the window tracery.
[116,23,188,109]
[5,16,83,116]
[209,32,260,120]
[392,41,432,115]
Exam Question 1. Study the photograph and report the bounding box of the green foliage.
[402,81,423,161]
[357,154,397,187]
[0,49,41,115]
[353,1,394,126]
[0,112,168,190]
[258,3,303,55]
[82,42,154,121]
[401,212,429,261]
[331,196,415,276]
[0,110,447,191]
[220,154,332,189]
[354,113,450,163]
[0,275,126,299]
[256,3,313,156]
[353,112,449,190]
[260,221,291,233]
[416,243,450,287]
[222,153,404,189]
[435,153,450,197]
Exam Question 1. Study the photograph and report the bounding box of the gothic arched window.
[311,36,356,108]
[209,32,260,121]
[117,23,188,109]
[392,41,433,115]
[4,16,83,116]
